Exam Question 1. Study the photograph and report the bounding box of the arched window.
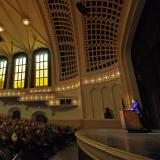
[33,48,50,87]
[0,57,7,89]
[13,53,27,89]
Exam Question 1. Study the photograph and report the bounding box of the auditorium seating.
[0,117,77,160]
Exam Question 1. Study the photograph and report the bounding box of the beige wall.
[0,101,82,120]
[0,77,122,122]
[82,78,122,120]
[0,87,83,120]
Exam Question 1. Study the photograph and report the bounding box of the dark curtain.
[132,0,160,129]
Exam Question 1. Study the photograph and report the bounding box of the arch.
[90,87,103,119]
[8,107,21,120]
[11,52,28,89]
[0,55,8,89]
[101,86,115,119]
[31,111,48,123]
[31,48,51,87]
[90,87,96,119]
[100,86,109,114]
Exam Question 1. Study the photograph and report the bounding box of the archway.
[101,86,115,119]
[8,108,21,120]
[12,111,20,120]
[32,111,48,123]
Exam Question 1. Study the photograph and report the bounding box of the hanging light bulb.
[22,18,30,25]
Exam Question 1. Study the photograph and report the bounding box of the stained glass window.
[13,56,26,88]
[0,59,7,89]
[35,51,48,87]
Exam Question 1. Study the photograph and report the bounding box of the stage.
[76,129,160,160]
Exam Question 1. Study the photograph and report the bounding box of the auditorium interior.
[0,0,160,159]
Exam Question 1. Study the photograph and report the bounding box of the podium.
[120,109,141,129]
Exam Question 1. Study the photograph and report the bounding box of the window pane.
[13,56,26,89]
[36,79,39,86]
[36,71,39,78]
[44,78,48,86]
[44,54,48,61]
[40,62,43,69]
[21,80,24,88]
[3,68,6,74]
[22,65,26,72]
[40,54,43,61]
[44,62,48,69]
[19,58,22,65]
[35,50,49,87]
[16,59,19,65]
[23,58,26,64]
[40,70,43,77]
[44,69,48,77]
[14,82,17,88]
[15,73,18,80]
[22,73,25,79]
[18,65,22,72]
[18,81,21,88]
[36,63,39,70]
[4,61,7,67]
[0,59,7,89]
[1,63,3,68]
[36,55,40,62]
[15,66,18,72]
[18,74,21,80]
[40,78,43,86]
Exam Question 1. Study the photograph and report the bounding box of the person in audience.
[0,116,77,160]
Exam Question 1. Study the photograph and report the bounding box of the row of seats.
[0,118,77,160]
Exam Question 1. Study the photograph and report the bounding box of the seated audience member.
[0,116,77,160]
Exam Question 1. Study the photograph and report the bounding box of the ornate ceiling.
[0,0,140,82]
[0,0,48,56]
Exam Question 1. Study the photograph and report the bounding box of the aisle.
[49,143,78,160]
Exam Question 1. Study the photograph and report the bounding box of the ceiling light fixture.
[0,25,5,32]
[22,18,30,26]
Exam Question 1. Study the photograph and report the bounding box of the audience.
[0,117,77,160]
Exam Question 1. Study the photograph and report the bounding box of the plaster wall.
[82,78,122,120]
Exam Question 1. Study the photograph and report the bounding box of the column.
[27,55,32,88]
[6,58,12,89]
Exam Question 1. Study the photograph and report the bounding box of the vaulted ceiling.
[0,0,48,56]
[0,0,141,82]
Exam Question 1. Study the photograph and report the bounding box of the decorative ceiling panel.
[0,0,49,56]
[47,0,78,81]
[80,0,123,72]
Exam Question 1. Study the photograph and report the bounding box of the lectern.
[120,109,141,129]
